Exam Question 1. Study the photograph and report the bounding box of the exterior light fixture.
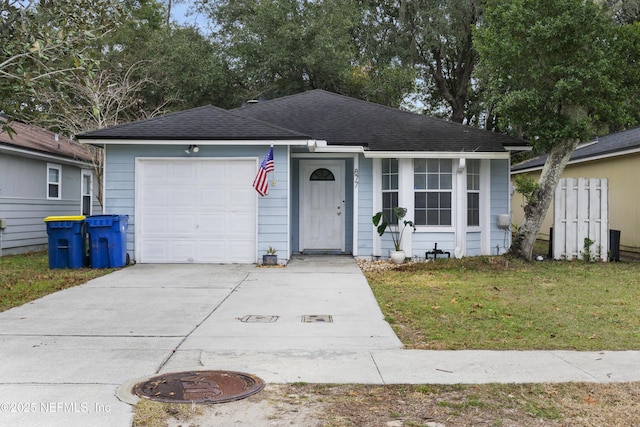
[185,144,200,154]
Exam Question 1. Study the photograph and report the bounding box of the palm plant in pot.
[372,206,415,264]
[262,246,278,266]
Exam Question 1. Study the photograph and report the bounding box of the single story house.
[511,126,640,254]
[0,116,101,255]
[77,90,522,264]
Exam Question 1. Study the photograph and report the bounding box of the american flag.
[253,146,274,196]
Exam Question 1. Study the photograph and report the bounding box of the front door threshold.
[299,250,350,255]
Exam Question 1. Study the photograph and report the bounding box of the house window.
[47,163,62,199]
[382,158,399,222]
[310,168,335,181]
[467,160,480,226]
[82,170,93,216]
[414,159,452,226]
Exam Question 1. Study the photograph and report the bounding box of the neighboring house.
[77,90,521,264]
[0,116,101,256]
[511,126,640,254]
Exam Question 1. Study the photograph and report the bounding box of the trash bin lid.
[44,215,86,222]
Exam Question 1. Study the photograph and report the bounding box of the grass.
[133,399,201,427]
[0,251,115,312]
[365,256,640,350]
[287,381,640,426]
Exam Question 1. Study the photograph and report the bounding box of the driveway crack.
[155,273,249,373]
[369,352,386,385]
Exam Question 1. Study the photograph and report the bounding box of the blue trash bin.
[44,216,86,269]
[86,215,128,268]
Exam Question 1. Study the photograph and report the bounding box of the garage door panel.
[138,159,257,263]
[170,163,197,182]
[170,188,198,209]
[198,214,225,234]
[200,189,225,208]
[227,161,256,182]
[170,240,197,262]
[144,162,169,180]
[198,241,226,262]
[199,164,226,182]
[141,214,169,233]
[170,215,197,234]
[227,214,254,235]
[227,241,255,262]
[141,239,169,262]
[227,189,255,211]
[142,188,168,208]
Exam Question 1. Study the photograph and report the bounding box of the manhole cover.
[133,370,265,404]
[240,315,279,323]
[302,314,333,323]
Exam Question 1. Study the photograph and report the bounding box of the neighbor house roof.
[77,105,310,142]
[512,126,640,172]
[232,90,519,152]
[0,115,93,163]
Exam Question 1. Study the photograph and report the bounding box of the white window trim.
[47,163,62,200]
[412,158,455,229]
[398,158,413,252]
[466,159,481,230]
[480,159,492,255]
[81,169,93,216]
[372,158,382,256]
[381,158,400,221]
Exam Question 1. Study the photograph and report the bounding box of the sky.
[170,2,208,30]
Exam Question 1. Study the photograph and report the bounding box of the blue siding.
[104,144,289,262]
[412,232,455,260]
[490,159,511,255]
[357,156,374,256]
[466,231,482,256]
[344,158,354,253]
[291,159,300,251]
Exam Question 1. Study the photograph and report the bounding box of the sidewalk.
[0,256,638,427]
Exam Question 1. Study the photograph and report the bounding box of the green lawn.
[0,251,115,312]
[365,256,640,351]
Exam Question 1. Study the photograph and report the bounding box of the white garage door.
[137,159,256,263]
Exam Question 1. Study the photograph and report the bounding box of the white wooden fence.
[553,178,608,261]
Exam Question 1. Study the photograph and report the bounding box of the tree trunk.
[510,137,580,260]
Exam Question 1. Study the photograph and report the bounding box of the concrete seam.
[155,273,250,373]
[550,351,600,382]
[369,352,386,385]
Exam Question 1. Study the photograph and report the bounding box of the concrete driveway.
[0,255,401,426]
[1,255,637,426]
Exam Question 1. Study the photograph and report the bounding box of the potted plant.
[262,246,278,266]
[372,207,415,264]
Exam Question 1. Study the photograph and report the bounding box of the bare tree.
[35,62,172,207]
[37,62,169,135]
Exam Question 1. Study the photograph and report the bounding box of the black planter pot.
[262,254,278,266]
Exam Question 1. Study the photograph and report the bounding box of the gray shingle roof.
[233,90,517,152]
[512,126,640,171]
[77,105,310,141]
[77,90,521,153]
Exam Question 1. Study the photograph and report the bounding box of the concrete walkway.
[0,255,638,426]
